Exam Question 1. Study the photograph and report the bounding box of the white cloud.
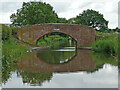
[43,0,119,28]
[0,13,12,24]
[0,0,119,28]
[0,2,22,13]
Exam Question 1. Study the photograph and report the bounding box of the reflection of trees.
[17,71,53,86]
[2,67,11,84]
[2,63,17,84]
[88,52,117,73]
[2,63,53,86]
[92,52,117,66]
[37,49,75,64]
[2,54,11,84]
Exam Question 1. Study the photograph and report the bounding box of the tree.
[57,18,68,23]
[10,26,17,35]
[114,27,120,32]
[2,25,12,40]
[75,9,108,32]
[67,17,76,24]
[10,1,58,26]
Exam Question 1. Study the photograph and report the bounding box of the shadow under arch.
[35,31,77,49]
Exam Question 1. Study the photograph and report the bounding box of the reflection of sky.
[52,49,75,51]
[2,64,118,88]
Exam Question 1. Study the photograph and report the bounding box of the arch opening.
[36,32,77,49]
[35,32,77,64]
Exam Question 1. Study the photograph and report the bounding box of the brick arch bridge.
[18,24,96,48]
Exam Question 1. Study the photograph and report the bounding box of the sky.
[0,0,119,29]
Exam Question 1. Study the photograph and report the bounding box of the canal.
[2,46,118,88]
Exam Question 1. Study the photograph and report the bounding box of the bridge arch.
[35,31,77,47]
[18,24,96,48]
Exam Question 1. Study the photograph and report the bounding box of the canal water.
[2,47,118,88]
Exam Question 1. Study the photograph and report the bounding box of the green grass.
[92,33,118,55]
[2,40,29,66]
[118,34,120,69]
[2,39,29,83]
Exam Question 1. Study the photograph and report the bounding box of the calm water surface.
[2,47,118,88]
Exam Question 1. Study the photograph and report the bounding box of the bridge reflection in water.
[17,49,96,73]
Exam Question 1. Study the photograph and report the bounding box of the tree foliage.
[10,1,58,26]
[75,9,108,32]
[2,25,12,40]
[113,27,120,32]
[57,18,68,23]
[11,26,18,35]
[67,17,76,24]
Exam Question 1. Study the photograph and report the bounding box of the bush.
[11,27,17,35]
[2,25,12,40]
[92,33,118,55]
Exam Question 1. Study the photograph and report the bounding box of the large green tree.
[57,18,68,23]
[10,1,58,26]
[75,9,108,32]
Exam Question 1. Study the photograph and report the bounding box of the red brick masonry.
[18,24,96,48]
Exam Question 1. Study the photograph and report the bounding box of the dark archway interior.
[36,32,77,49]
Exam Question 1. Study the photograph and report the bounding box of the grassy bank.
[2,24,29,65]
[2,40,29,67]
[2,39,29,83]
[92,32,118,56]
